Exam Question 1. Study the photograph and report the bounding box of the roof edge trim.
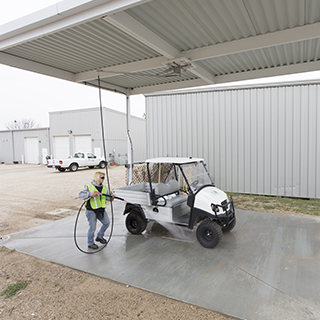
[0,0,151,49]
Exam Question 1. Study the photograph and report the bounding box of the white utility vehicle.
[115,157,235,248]
[47,152,106,172]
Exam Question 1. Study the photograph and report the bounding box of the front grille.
[221,199,228,211]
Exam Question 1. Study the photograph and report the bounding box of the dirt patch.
[0,164,236,320]
[230,193,320,218]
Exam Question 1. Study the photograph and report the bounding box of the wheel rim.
[131,219,138,229]
[203,229,213,241]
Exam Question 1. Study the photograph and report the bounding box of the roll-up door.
[74,135,91,153]
[54,136,70,158]
[25,137,39,164]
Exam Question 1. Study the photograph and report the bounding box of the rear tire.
[69,163,78,172]
[126,211,147,234]
[57,168,66,172]
[99,161,106,169]
[196,220,222,248]
[88,166,94,169]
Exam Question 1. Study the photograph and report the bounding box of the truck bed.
[115,182,189,208]
[114,183,153,206]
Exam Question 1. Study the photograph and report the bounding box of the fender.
[188,207,214,229]
[188,184,220,228]
[187,184,215,208]
[123,203,146,220]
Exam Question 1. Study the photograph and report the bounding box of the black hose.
[73,200,107,254]
[73,195,124,254]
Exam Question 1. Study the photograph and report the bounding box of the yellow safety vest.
[87,184,107,209]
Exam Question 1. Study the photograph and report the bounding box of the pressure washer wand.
[101,194,125,202]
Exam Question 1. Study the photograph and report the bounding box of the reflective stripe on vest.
[87,184,107,209]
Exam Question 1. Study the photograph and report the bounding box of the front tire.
[69,163,78,172]
[196,220,222,248]
[99,161,106,169]
[126,212,147,234]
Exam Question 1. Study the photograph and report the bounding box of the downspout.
[126,93,134,185]
[11,130,15,163]
[47,127,51,159]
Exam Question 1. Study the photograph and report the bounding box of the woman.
[78,171,113,249]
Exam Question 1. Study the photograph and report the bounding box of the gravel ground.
[0,164,237,320]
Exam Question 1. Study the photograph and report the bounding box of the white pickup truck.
[47,152,107,172]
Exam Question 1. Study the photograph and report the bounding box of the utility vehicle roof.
[146,157,204,165]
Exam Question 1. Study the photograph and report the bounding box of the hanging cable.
[98,74,115,244]
[73,74,115,254]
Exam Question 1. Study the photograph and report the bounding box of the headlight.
[211,203,218,213]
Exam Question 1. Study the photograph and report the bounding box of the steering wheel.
[190,180,199,188]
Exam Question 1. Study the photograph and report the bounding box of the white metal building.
[0,107,146,165]
[0,127,50,165]
[145,80,320,199]
[49,107,146,163]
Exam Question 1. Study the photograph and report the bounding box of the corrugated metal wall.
[0,128,50,164]
[0,131,14,163]
[146,83,320,199]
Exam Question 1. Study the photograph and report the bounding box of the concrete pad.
[1,203,320,320]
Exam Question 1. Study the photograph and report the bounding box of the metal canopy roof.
[1,0,320,96]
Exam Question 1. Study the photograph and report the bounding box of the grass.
[228,193,320,216]
[7,306,14,316]
[0,247,15,253]
[0,282,29,299]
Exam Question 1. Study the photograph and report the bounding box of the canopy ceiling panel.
[91,68,198,88]
[127,0,314,49]
[3,19,161,74]
[1,0,320,95]
[196,38,320,74]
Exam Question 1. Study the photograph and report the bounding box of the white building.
[0,127,50,165]
[0,107,146,165]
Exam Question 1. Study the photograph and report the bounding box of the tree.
[6,118,40,130]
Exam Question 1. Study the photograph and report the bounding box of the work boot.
[95,237,107,244]
[88,243,98,249]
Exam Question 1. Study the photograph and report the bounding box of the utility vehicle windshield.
[165,161,214,192]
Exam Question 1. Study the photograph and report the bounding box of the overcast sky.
[0,0,146,130]
[1,1,320,131]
